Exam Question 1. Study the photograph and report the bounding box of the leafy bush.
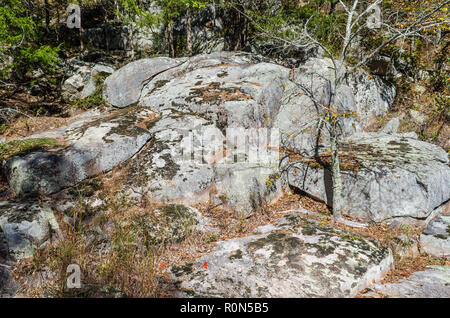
[0,0,60,80]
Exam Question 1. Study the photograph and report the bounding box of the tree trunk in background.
[129,25,135,59]
[168,23,175,57]
[186,7,192,54]
[44,0,50,33]
[79,0,84,51]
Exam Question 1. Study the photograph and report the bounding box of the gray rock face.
[0,201,60,260]
[275,58,396,155]
[139,51,288,128]
[420,213,450,259]
[124,113,216,205]
[122,112,281,217]
[61,63,115,102]
[171,212,393,297]
[103,57,185,108]
[3,107,154,196]
[288,132,450,223]
[371,266,450,298]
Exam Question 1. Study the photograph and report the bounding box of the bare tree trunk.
[330,131,343,220]
[168,23,175,57]
[186,7,192,54]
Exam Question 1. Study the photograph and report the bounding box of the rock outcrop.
[103,57,186,108]
[275,57,396,155]
[288,132,450,224]
[171,212,393,297]
[2,52,445,223]
[3,107,154,196]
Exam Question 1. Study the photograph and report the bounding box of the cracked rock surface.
[288,132,450,224]
[171,212,393,297]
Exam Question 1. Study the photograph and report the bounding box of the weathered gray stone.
[171,212,393,297]
[288,132,450,223]
[139,51,288,128]
[62,62,115,102]
[0,201,60,260]
[3,107,154,196]
[371,266,450,297]
[122,112,281,217]
[103,57,186,108]
[214,163,283,218]
[420,213,450,259]
[123,113,216,205]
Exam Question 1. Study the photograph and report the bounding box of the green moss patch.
[0,138,63,161]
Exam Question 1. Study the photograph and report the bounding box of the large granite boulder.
[0,201,60,260]
[288,132,450,224]
[171,212,393,297]
[3,107,155,196]
[139,52,287,129]
[103,57,186,108]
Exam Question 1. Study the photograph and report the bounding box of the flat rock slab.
[420,213,450,259]
[103,57,186,108]
[171,212,393,297]
[371,266,450,297]
[0,201,60,260]
[288,132,450,223]
[3,107,155,196]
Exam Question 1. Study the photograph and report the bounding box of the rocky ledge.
[288,132,450,225]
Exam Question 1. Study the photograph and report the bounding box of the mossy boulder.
[0,138,63,161]
[0,201,60,260]
[2,107,154,197]
[171,212,393,297]
[288,132,450,224]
